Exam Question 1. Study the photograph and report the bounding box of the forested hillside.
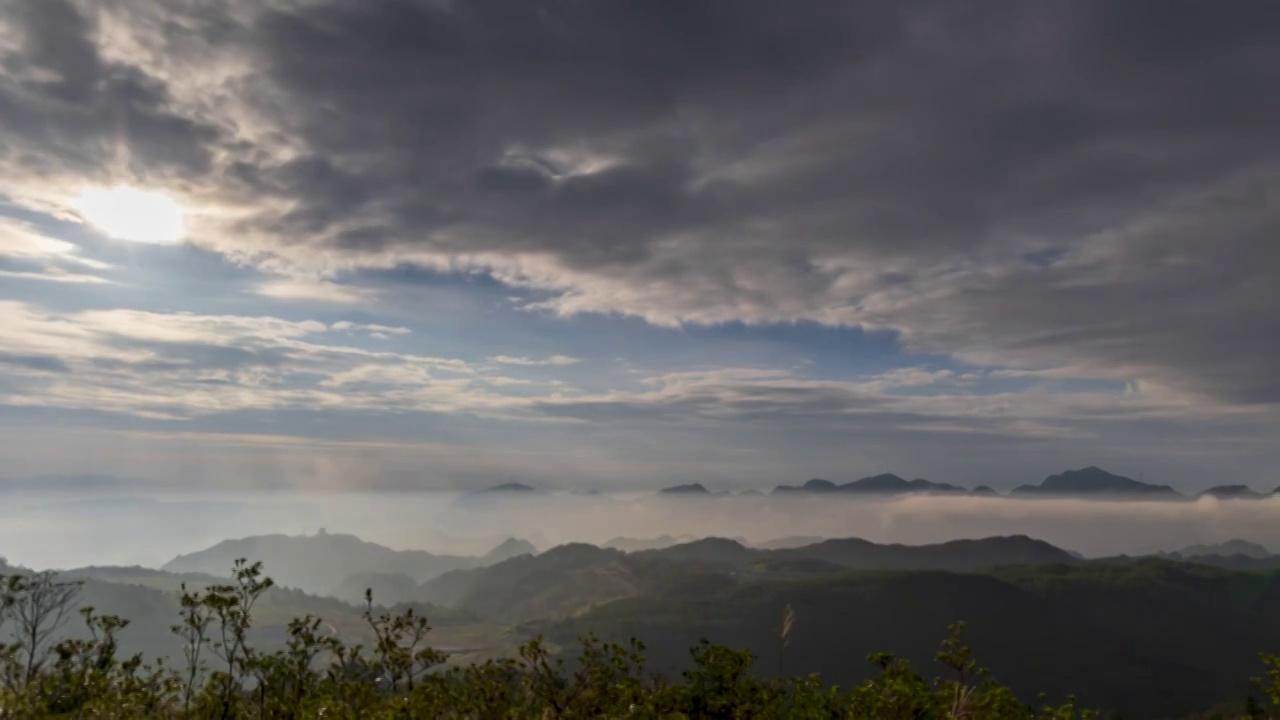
[546,560,1280,717]
[5,535,1280,717]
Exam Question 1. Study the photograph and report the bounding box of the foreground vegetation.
[2,561,1279,718]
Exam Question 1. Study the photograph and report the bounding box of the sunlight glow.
[75,186,186,244]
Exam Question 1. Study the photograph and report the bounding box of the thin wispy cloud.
[491,355,581,367]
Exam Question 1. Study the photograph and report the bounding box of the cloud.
[0,0,222,197]
[0,301,524,419]
[491,354,580,367]
[525,366,1264,433]
[328,320,411,337]
[0,268,112,284]
[0,0,1263,412]
[0,217,114,283]
[0,0,1277,490]
[0,293,1272,486]
[254,278,367,305]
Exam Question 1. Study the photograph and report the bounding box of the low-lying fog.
[3,490,1279,570]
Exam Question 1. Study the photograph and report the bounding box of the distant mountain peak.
[840,474,966,494]
[658,483,709,494]
[773,474,966,495]
[1012,467,1181,497]
[1175,538,1272,559]
[843,472,909,490]
[484,537,537,562]
[162,531,511,596]
[483,482,537,493]
[1198,485,1265,500]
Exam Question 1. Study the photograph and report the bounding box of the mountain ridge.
[163,532,530,596]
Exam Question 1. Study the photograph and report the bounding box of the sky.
[0,0,1278,493]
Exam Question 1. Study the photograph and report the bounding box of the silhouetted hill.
[419,535,1081,624]
[658,483,709,495]
[773,474,967,495]
[1174,554,1280,572]
[546,560,1280,718]
[1176,539,1273,559]
[1198,484,1267,500]
[162,532,521,595]
[910,477,967,493]
[840,473,913,492]
[602,535,691,552]
[773,478,838,494]
[770,536,1076,571]
[482,482,537,493]
[635,535,1077,573]
[418,544,655,622]
[483,537,538,562]
[1010,466,1181,498]
[971,485,999,496]
[752,535,826,550]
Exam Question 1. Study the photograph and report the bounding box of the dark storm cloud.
[0,0,221,181]
[244,0,1279,251]
[234,0,1280,404]
[3,0,1279,408]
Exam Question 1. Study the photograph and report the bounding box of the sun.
[74,186,186,244]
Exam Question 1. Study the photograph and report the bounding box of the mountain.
[483,537,538,562]
[773,474,966,495]
[760,535,1076,572]
[752,535,826,550]
[658,483,709,495]
[417,535,1079,625]
[634,535,1078,574]
[1174,539,1273,560]
[1010,466,1181,498]
[58,565,226,594]
[481,482,537,493]
[162,532,520,596]
[331,570,420,605]
[971,485,999,496]
[602,535,691,552]
[838,473,917,493]
[909,477,967,493]
[545,559,1280,718]
[636,537,755,566]
[771,478,836,494]
[1198,484,1267,500]
[1165,554,1280,572]
[417,544,657,622]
